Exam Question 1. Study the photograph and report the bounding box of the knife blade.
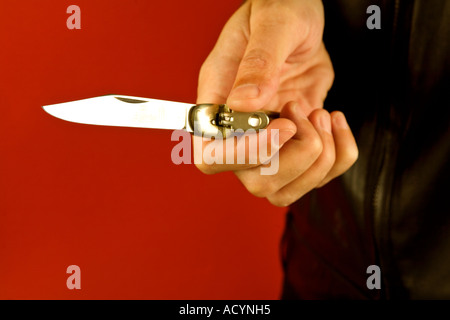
[42,94,279,138]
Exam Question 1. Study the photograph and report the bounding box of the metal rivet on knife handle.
[188,104,279,138]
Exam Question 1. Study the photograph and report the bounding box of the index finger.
[196,3,250,105]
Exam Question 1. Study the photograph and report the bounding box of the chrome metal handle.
[188,104,279,138]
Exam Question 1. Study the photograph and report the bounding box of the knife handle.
[188,104,279,138]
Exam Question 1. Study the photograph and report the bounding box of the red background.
[0,0,286,299]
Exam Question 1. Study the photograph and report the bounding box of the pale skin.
[194,0,358,207]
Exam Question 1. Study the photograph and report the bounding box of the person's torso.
[287,0,450,299]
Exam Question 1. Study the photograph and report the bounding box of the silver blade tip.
[42,104,57,116]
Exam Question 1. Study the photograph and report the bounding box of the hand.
[194,0,358,207]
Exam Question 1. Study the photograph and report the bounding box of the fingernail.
[228,84,260,102]
[333,112,349,129]
[319,113,332,133]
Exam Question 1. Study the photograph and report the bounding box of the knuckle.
[315,59,335,86]
[241,49,271,71]
[320,148,336,171]
[245,179,277,198]
[267,193,297,208]
[321,139,337,165]
[268,198,290,208]
[336,139,359,171]
[332,146,359,178]
[344,146,359,167]
[261,2,297,22]
[323,65,335,89]
[328,65,335,83]
[308,133,323,158]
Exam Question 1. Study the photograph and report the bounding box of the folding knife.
[42,95,279,138]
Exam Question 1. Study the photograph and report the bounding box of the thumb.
[226,6,300,112]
